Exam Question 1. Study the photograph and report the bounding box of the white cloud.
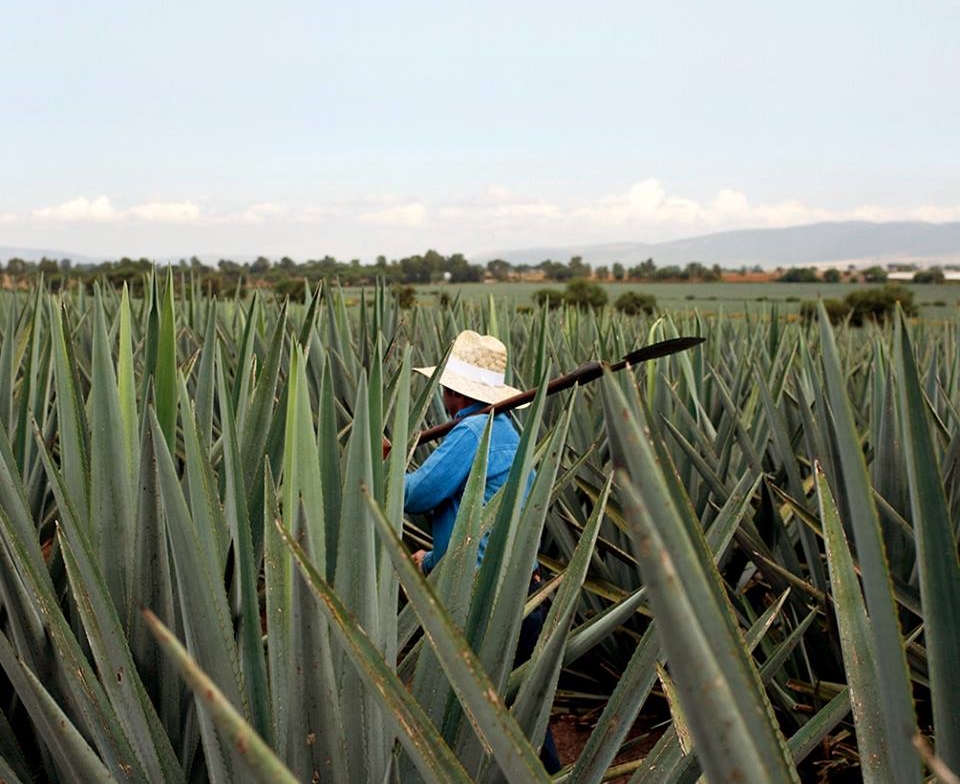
[33,196,119,222]
[568,179,855,233]
[7,186,960,257]
[128,201,201,223]
[907,205,960,222]
[573,179,704,226]
[358,202,427,227]
[235,202,289,223]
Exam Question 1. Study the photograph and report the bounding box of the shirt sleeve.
[403,422,480,514]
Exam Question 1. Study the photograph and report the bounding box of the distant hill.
[0,246,101,265]
[6,221,960,271]
[470,221,960,269]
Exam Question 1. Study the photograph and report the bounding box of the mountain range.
[3,221,960,270]
[470,221,960,269]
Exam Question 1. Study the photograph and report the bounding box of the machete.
[415,335,704,446]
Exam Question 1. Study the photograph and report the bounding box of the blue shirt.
[403,404,523,573]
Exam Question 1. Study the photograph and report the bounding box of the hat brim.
[414,365,525,406]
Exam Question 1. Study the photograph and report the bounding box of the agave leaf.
[127,415,183,751]
[816,461,894,783]
[758,607,818,685]
[89,291,137,625]
[567,619,660,784]
[232,292,259,420]
[36,431,183,783]
[149,408,242,784]
[0,635,120,784]
[239,301,286,502]
[466,388,569,778]
[13,284,43,476]
[785,687,852,768]
[317,357,342,578]
[154,268,178,454]
[817,302,922,784]
[215,350,271,742]
[49,297,90,522]
[361,491,553,784]
[271,346,347,781]
[117,286,139,479]
[0,502,143,781]
[0,298,19,432]
[178,373,230,576]
[627,725,697,784]
[465,377,552,693]
[273,511,477,784]
[409,412,493,750]
[600,373,799,784]
[512,474,612,766]
[893,308,960,770]
[143,610,301,784]
[0,754,28,784]
[381,346,413,667]
[334,371,388,782]
[193,298,218,449]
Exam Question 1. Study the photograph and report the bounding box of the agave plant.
[0,273,957,784]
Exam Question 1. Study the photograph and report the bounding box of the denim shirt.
[403,403,523,573]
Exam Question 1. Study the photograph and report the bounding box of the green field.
[412,280,960,319]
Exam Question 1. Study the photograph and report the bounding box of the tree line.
[3,252,951,295]
[0,252,731,292]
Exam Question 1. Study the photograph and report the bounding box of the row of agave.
[0,273,957,783]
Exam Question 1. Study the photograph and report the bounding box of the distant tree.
[533,288,565,309]
[486,259,512,281]
[250,256,271,275]
[594,265,610,280]
[564,279,607,311]
[539,259,574,281]
[392,284,416,309]
[821,268,842,283]
[913,266,945,283]
[612,262,625,281]
[799,299,848,325]
[445,253,482,282]
[614,291,657,315]
[862,266,888,283]
[627,258,656,279]
[568,255,590,278]
[37,258,60,277]
[273,277,307,302]
[778,267,819,282]
[653,265,684,280]
[844,284,916,325]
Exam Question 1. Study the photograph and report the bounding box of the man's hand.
[411,549,428,573]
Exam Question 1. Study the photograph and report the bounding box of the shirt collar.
[455,402,487,419]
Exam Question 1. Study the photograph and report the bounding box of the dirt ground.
[550,713,662,781]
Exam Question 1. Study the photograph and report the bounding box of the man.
[403,330,526,572]
[402,329,562,773]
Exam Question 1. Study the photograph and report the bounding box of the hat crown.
[412,330,522,406]
[450,330,507,375]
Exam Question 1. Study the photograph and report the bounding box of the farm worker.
[402,329,527,573]
[399,329,561,773]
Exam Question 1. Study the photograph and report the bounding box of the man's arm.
[403,425,479,514]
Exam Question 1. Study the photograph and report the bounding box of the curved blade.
[618,336,705,368]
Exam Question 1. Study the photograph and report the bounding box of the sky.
[2,0,958,262]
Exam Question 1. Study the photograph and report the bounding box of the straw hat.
[414,330,523,405]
